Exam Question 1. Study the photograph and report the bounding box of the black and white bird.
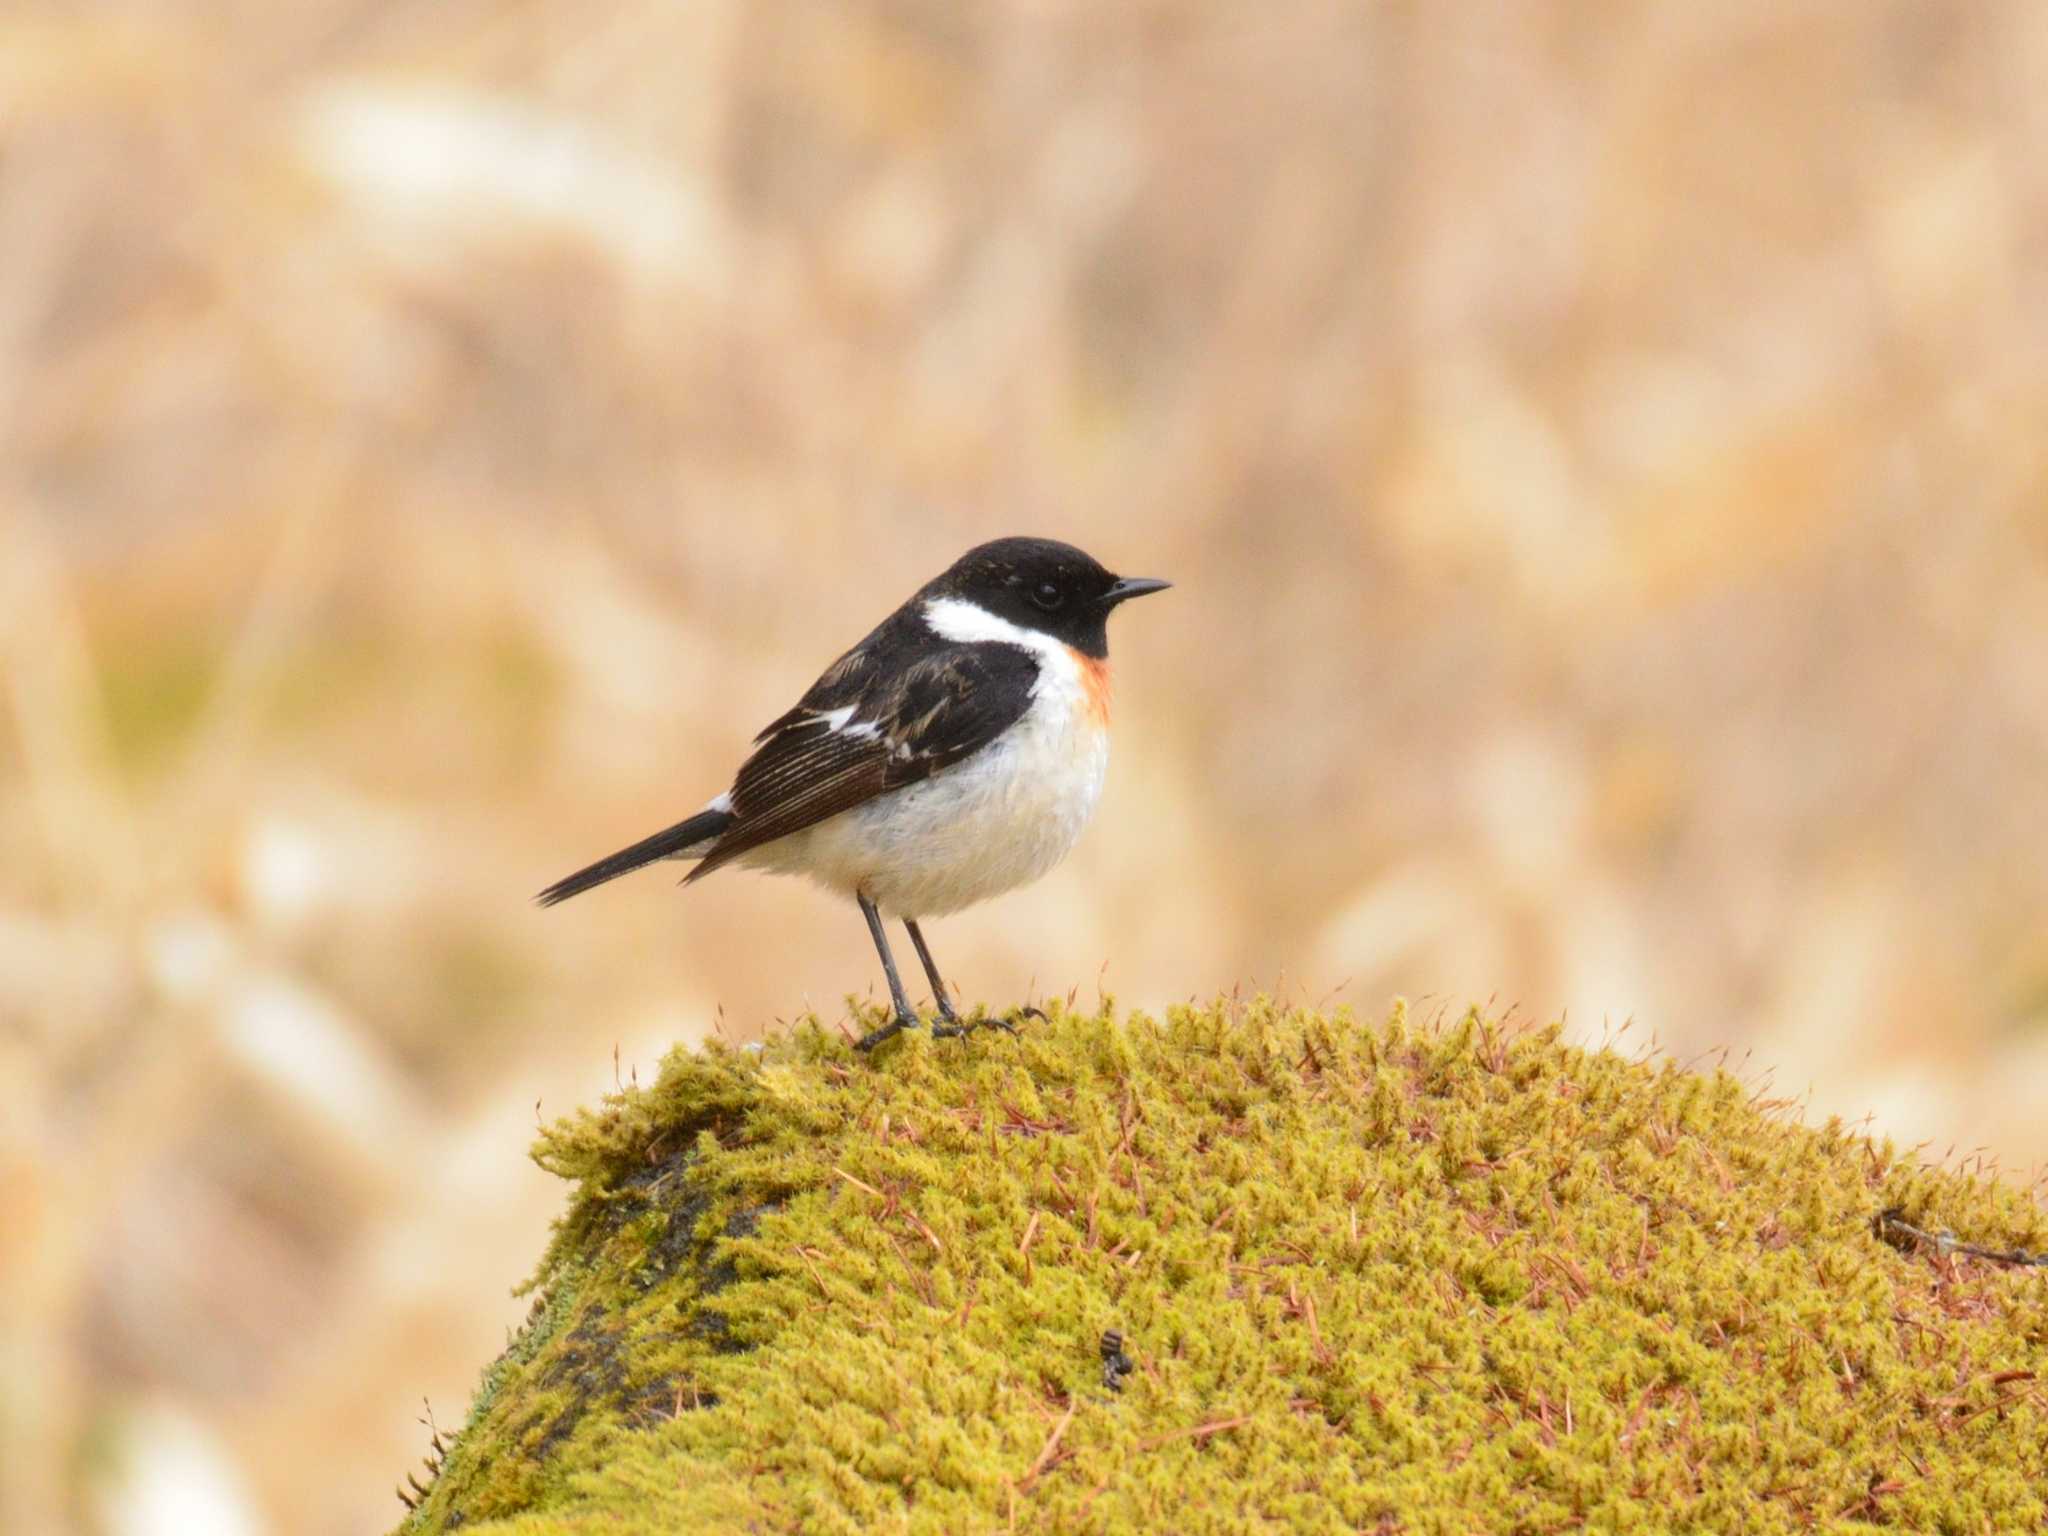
[537,537,1169,1050]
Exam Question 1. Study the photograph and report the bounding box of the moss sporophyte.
[393,1000,2048,1535]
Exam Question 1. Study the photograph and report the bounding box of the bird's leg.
[855,893,921,1051]
[903,919,960,1025]
[907,920,1025,1041]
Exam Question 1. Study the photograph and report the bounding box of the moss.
[396,999,2048,1534]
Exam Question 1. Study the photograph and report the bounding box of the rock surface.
[395,1001,2048,1534]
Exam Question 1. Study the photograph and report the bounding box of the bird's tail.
[536,806,737,907]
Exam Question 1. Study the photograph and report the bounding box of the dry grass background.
[3,2,2046,1532]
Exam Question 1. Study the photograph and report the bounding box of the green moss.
[396,1000,2048,1535]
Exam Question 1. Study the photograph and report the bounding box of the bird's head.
[926,537,1170,658]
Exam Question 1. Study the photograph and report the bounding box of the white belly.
[742,659,1110,918]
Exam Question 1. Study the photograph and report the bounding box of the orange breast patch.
[1069,648,1113,727]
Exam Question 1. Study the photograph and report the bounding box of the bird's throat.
[1068,648,1113,727]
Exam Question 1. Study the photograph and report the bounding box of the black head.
[926,537,1170,658]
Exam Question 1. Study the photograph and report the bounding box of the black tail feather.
[536,807,736,907]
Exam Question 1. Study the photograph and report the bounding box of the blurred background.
[4,1,2047,1531]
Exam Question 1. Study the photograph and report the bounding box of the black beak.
[1102,576,1172,608]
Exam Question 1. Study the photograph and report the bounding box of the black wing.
[687,641,1038,880]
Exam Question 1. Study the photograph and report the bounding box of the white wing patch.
[799,703,883,741]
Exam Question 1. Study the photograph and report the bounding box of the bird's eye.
[1030,581,1065,611]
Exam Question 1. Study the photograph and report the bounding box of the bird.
[537,536,1170,1051]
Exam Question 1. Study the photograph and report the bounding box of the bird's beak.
[1101,576,1172,608]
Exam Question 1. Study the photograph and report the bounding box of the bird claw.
[933,1004,1043,1040]
[855,1014,919,1052]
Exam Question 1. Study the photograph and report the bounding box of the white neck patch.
[921,597,1067,661]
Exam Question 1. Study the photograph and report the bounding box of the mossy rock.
[395,1000,2048,1534]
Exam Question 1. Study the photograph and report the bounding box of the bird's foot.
[933,1004,1045,1040]
[928,994,971,1039]
[855,1012,920,1052]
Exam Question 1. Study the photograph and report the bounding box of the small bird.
[538,537,1169,1050]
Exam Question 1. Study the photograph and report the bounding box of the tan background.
[5,2,2048,1532]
